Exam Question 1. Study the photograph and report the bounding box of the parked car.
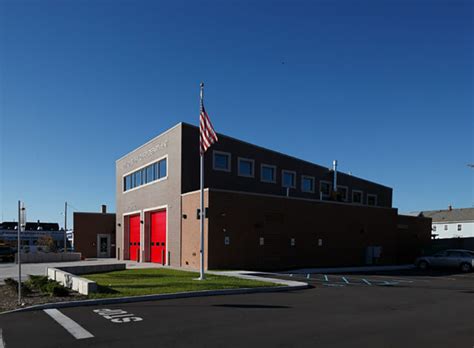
[0,245,15,262]
[416,249,474,273]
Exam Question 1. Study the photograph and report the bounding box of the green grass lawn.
[85,268,277,299]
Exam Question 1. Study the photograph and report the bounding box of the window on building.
[238,158,254,177]
[213,151,231,172]
[301,176,315,193]
[261,164,276,183]
[158,158,167,178]
[444,225,448,231]
[432,225,437,231]
[457,224,462,231]
[124,175,132,191]
[337,186,348,202]
[367,194,377,206]
[146,165,154,184]
[135,170,142,187]
[123,157,168,192]
[282,170,296,188]
[320,181,332,197]
[352,190,363,204]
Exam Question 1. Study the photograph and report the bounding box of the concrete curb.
[1,284,308,315]
[1,273,309,315]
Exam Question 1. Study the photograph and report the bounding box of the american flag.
[199,105,218,154]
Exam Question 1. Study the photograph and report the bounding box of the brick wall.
[181,189,430,271]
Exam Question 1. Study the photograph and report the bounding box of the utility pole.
[17,201,25,306]
[64,201,67,253]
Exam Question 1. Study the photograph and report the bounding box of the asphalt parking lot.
[0,269,473,348]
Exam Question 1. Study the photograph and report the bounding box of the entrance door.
[150,210,166,264]
[129,215,141,261]
[97,234,111,258]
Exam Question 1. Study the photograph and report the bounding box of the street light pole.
[64,201,67,253]
[17,201,21,305]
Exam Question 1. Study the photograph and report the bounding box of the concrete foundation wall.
[16,252,82,264]
[47,264,126,295]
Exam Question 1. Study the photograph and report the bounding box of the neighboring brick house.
[115,122,431,270]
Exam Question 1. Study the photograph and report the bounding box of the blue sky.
[0,0,472,226]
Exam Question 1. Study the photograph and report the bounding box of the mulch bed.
[0,285,87,313]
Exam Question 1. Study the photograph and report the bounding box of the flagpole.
[199,82,205,280]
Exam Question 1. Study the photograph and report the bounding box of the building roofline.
[432,219,474,224]
[115,122,183,163]
[418,207,474,223]
[73,212,116,215]
[180,122,392,190]
[115,121,391,189]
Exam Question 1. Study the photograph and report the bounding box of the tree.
[37,235,57,252]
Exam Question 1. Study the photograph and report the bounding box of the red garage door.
[150,210,166,264]
[129,214,140,261]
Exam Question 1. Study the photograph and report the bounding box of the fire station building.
[116,122,430,270]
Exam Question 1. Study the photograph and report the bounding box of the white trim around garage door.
[143,205,169,265]
[122,210,141,261]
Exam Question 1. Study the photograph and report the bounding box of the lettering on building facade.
[122,141,168,170]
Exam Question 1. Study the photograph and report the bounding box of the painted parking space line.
[378,281,399,286]
[276,272,420,288]
[323,283,345,287]
[43,309,94,340]
[350,274,422,282]
[0,328,5,348]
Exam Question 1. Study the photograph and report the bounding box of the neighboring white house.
[409,207,474,239]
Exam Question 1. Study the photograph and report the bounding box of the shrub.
[24,275,69,297]
[4,277,17,288]
[26,275,49,291]
[45,282,69,297]
[3,277,31,295]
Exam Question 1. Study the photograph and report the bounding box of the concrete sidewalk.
[209,270,308,288]
[283,264,416,274]
[0,259,165,284]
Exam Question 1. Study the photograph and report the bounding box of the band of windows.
[124,158,167,192]
[211,151,378,205]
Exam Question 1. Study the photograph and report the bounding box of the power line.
[66,202,82,212]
